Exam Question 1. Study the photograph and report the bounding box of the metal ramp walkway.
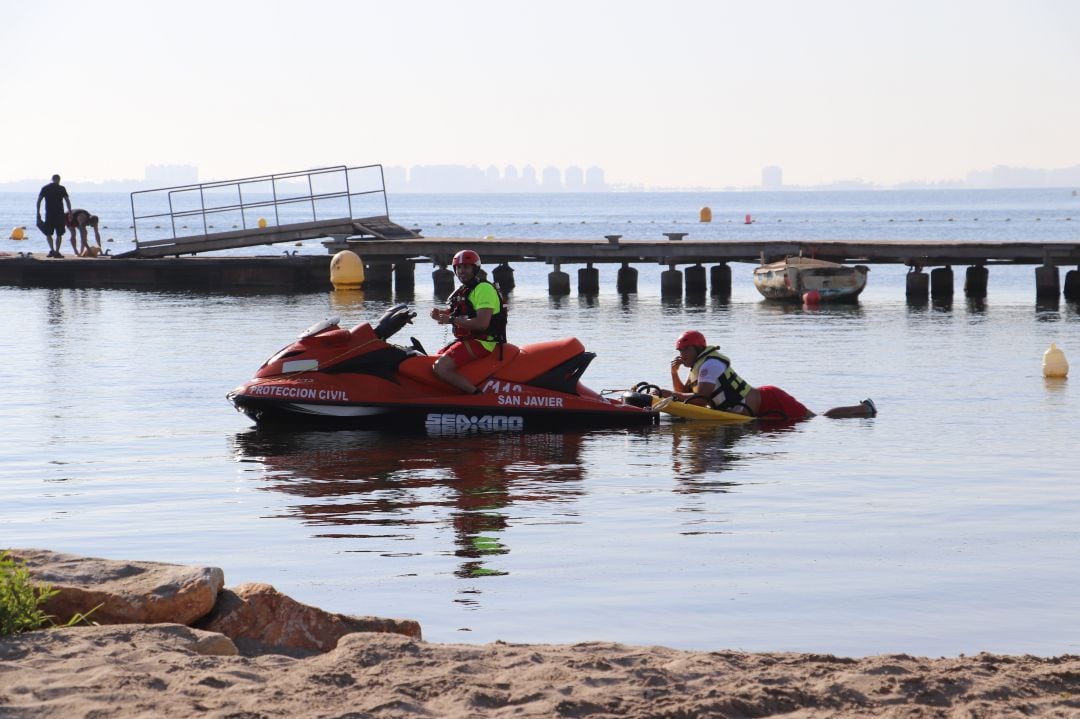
[115,165,420,259]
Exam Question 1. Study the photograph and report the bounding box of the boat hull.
[753,258,868,302]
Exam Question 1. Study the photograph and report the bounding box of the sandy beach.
[3,623,1079,718]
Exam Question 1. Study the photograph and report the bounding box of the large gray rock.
[6,548,224,626]
[196,582,422,656]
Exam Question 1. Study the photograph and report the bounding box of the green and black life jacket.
[687,346,752,411]
[448,279,508,344]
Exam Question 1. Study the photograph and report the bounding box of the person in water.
[36,174,71,258]
[429,249,507,394]
[660,330,876,420]
[66,209,103,256]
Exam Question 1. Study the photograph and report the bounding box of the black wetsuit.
[37,182,70,237]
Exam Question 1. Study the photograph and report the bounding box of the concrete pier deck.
[0,254,333,291]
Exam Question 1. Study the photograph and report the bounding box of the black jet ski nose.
[621,391,653,408]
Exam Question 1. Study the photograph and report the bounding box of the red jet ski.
[228,304,655,432]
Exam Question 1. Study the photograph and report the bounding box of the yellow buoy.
[699,206,712,223]
[9,226,26,240]
[1042,343,1069,378]
[257,218,268,229]
[330,250,365,289]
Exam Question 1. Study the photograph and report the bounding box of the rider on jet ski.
[429,249,508,394]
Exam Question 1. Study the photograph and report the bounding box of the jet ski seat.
[397,343,521,391]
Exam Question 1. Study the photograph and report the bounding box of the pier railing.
[129,165,389,244]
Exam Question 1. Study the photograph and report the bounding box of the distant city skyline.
[2,162,1079,194]
[384,164,609,193]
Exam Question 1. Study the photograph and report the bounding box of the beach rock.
[196,582,422,656]
[188,629,240,657]
[6,548,224,626]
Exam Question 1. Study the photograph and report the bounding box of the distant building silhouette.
[383,166,407,193]
[520,165,538,190]
[363,163,612,192]
[584,166,607,192]
[564,166,584,191]
[503,165,520,189]
[967,164,1080,188]
[761,165,783,189]
[541,166,562,191]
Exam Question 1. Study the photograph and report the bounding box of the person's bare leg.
[823,399,876,418]
[433,355,478,394]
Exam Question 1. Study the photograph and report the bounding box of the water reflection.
[230,429,587,580]
[752,300,866,320]
[230,420,803,602]
[931,297,953,312]
[659,420,802,485]
[328,289,366,313]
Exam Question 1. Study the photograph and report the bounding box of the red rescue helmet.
[452,249,481,267]
[675,330,707,350]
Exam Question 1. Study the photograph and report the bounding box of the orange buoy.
[744,214,753,224]
[802,290,821,305]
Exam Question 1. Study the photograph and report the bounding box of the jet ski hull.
[228,305,654,433]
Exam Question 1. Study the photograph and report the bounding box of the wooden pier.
[3,237,1080,301]
[330,236,1080,268]
[329,236,1080,302]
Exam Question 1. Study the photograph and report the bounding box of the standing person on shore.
[66,209,103,257]
[36,175,71,258]
[428,249,508,394]
[661,330,876,420]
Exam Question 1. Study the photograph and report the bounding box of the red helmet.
[675,330,707,350]
[452,249,481,267]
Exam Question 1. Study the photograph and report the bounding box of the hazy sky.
[3,0,1078,188]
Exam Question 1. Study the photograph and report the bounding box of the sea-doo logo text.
[425,413,524,432]
[247,385,348,401]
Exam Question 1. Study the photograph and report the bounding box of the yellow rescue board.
[651,396,753,423]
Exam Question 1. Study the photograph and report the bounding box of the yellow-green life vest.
[688,346,752,410]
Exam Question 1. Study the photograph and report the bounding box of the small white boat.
[753,256,869,302]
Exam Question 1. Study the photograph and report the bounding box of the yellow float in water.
[652,396,752,422]
[257,218,268,229]
[9,226,26,240]
[699,206,712,223]
[1043,343,1069,378]
[330,250,365,289]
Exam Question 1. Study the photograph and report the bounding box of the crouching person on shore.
[66,209,103,257]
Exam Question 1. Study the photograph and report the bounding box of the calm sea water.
[3,189,1079,657]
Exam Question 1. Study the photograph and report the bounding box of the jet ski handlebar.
[374,303,417,340]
